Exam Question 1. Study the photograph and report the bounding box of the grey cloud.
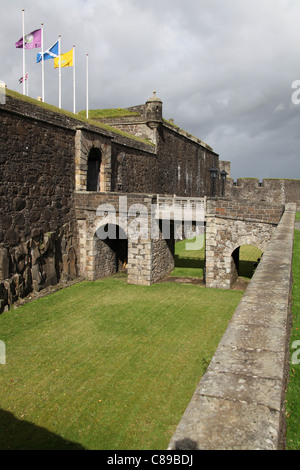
[1,0,299,180]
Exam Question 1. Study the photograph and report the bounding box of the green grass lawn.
[171,235,262,281]
[238,245,263,279]
[171,235,205,278]
[286,215,300,450]
[0,275,243,450]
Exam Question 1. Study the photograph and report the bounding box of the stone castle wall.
[90,93,220,198]
[225,178,300,210]
[1,90,298,310]
[0,102,78,311]
[111,130,219,197]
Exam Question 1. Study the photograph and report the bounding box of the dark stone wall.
[155,126,219,197]
[0,108,76,246]
[111,125,219,197]
[111,144,158,194]
[0,104,78,311]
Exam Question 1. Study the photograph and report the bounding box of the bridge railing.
[155,195,206,221]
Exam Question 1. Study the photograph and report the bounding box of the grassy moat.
[0,227,298,450]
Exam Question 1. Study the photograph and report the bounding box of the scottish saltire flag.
[54,49,73,68]
[36,40,59,63]
[15,29,41,49]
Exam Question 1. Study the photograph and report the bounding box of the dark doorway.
[87,148,101,192]
[94,224,128,279]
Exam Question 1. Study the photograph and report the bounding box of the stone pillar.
[127,238,152,286]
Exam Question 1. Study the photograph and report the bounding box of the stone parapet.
[168,203,296,450]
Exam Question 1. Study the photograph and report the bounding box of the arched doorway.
[231,244,263,287]
[87,148,102,192]
[94,224,128,280]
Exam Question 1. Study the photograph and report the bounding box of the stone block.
[0,246,10,280]
[168,395,280,450]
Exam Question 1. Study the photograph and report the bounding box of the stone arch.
[75,129,112,192]
[205,217,276,289]
[230,243,263,286]
[93,223,128,280]
[223,232,271,288]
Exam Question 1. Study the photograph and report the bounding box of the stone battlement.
[225,178,300,210]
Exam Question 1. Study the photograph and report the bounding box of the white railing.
[155,195,206,221]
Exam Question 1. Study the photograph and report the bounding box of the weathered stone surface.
[168,395,280,450]
[205,199,282,289]
[0,226,78,310]
[0,247,10,280]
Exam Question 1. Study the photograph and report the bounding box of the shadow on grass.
[239,260,258,279]
[174,255,204,269]
[0,408,85,450]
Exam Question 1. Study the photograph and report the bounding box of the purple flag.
[15,28,41,49]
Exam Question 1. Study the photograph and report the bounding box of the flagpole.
[73,45,76,114]
[41,23,45,102]
[86,53,89,119]
[58,35,61,109]
[22,9,26,95]
[26,73,29,96]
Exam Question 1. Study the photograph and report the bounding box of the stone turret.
[145,91,163,129]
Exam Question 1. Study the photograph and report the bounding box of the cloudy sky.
[1,0,300,180]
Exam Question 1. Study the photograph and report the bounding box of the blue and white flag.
[36,40,59,63]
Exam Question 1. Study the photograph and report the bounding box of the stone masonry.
[205,198,284,289]
[75,191,175,286]
[0,89,299,308]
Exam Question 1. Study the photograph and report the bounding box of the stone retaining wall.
[168,203,296,450]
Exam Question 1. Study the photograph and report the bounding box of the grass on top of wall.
[78,109,140,119]
[286,215,300,450]
[5,89,153,147]
[0,275,243,450]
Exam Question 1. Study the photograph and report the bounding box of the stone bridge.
[75,191,284,289]
[205,198,284,289]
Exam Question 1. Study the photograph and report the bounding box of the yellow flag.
[54,49,73,68]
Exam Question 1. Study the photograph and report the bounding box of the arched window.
[87,148,102,192]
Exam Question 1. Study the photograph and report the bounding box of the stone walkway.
[168,204,296,450]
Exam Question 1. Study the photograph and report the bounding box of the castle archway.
[75,129,112,192]
[205,216,276,289]
[231,244,263,286]
[93,224,128,280]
